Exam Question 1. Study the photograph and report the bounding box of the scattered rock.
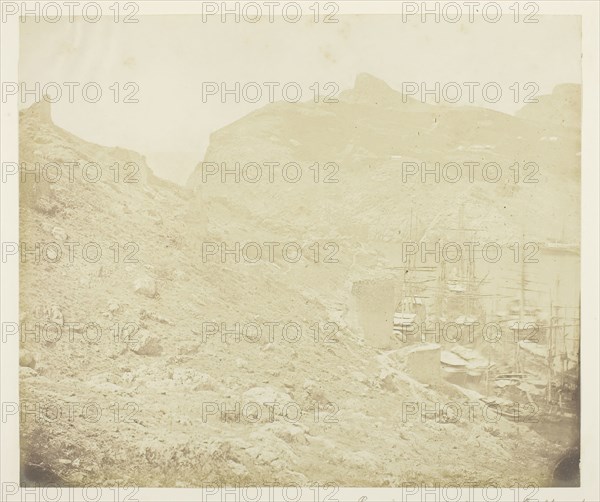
[263,421,308,445]
[20,366,38,378]
[45,246,59,261]
[178,343,200,355]
[175,416,192,426]
[129,329,162,356]
[228,460,248,477]
[20,352,36,369]
[207,439,242,462]
[380,373,398,392]
[247,430,297,469]
[170,368,216,391]
[139,308,173,325]
[91,381,123,393]
[107,300,121,314]
[342,450,381,471]
[133,277,157,298]
[173,270,186,280]
[303,380,330,405]
[35,196,59,215]
[121,371,136,384]
[243,386,293,406]
[51,226,68,241]
[50,305,63,326]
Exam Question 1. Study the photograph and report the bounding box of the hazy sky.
[19,15,581,184]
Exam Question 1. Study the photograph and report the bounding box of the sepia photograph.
[1,1,599,501]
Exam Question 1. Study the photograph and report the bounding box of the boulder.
[51,226,68,241]
[263,421,308,444]
[133,277,157,298]
[246,430,296,468]
[170,368,216,391]
[129,329,162,356]
[20,351,36,369]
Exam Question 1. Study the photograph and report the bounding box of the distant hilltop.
[187,73,581,189]
[516,83,581,129]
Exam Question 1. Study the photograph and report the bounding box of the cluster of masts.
[395,204,580,368]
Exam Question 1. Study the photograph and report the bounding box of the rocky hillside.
[19,74,579,487]
[188,73,580,245]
